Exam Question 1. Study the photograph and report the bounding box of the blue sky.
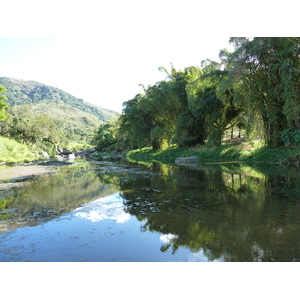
[0,1,294,113]
[0,36,232,112]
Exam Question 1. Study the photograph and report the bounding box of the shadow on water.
[1,160,300,261]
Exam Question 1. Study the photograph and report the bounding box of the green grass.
[126,140,300,165]
[0,136,38,163]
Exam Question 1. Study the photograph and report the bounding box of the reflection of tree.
[2,160,300,261]
[119,162,300,262]
[1,163,118,231]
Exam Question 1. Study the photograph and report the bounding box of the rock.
[75,151,86,158]
[67,153,76,160]
[56,147,64,154]
[86,149,97,155]
[61,150,73,155]
[39,151,49,158]
[175,155,199,165]
[54,155,64,161]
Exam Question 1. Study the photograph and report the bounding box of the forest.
[94,37,300,154]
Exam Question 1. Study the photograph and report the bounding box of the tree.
[185,60,244,147]
[118,94,154,149]
[0,85,8,122]
[118,65,200,151]
[93,121,118,151]
[228,37,300,147]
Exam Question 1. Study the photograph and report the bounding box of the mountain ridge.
[0,77,120,122]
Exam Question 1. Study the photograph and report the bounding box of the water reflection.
[74,194,131,223]
[0,163,118,232]
[116,162,300,262]
[1,161,300,261]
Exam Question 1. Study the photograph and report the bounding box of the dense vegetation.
[0,78,119,158]
[0,136,35,163]
[0,85,8,122]
[1,103,103,152]
[94,38,300,158]
[0,78,119,122]
[2,38,300,164]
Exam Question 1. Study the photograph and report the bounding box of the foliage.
[110,37,300,153]
[1,103,105,153]
[280,128,300,147]
[117,65,202,151]
[118,94,153,149]
[228,37,300,147]
[4,38,300,161]
[0,77,120,158]
[0,77,119,122]
[0,85,8,121]
[116,62,246,151]
[125,140,300,166]
[0,136,36,163]
[93,121,118,151]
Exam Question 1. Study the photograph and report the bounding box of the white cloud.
[74,194,131,223]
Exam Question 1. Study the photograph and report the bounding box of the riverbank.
[0,163,57,191]
[125,139,300,165]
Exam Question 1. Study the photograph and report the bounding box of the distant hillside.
[0,77,119,122]
[9,103,103,142]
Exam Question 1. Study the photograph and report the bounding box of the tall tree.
[119,94,153,149]
[186,60,244,146]
[228,37,300,147]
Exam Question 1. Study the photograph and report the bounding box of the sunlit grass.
[125,139,300,165]
[0,137,37,163]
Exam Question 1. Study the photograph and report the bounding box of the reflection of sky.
[160,233,178,244]
[74,194,131,223]
[188,251,224,262]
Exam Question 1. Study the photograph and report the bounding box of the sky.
[0,1,297,113]
[0,0,257,113]
[0,36,232,113]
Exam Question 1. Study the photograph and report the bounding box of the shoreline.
[0,160,81,191]
[0,164,57,190]
[124,142,300,166]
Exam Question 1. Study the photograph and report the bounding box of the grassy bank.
[0,137,38,163]
[126,140,300,165]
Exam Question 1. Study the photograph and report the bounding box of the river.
[0,160,300,262]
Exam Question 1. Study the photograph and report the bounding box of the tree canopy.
[95,37,300,152]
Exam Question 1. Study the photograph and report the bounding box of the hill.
[0,77,119,122]
[8,103,103,143]
[0,77,120,154]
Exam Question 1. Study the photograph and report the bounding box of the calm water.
[1,160,300,262]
